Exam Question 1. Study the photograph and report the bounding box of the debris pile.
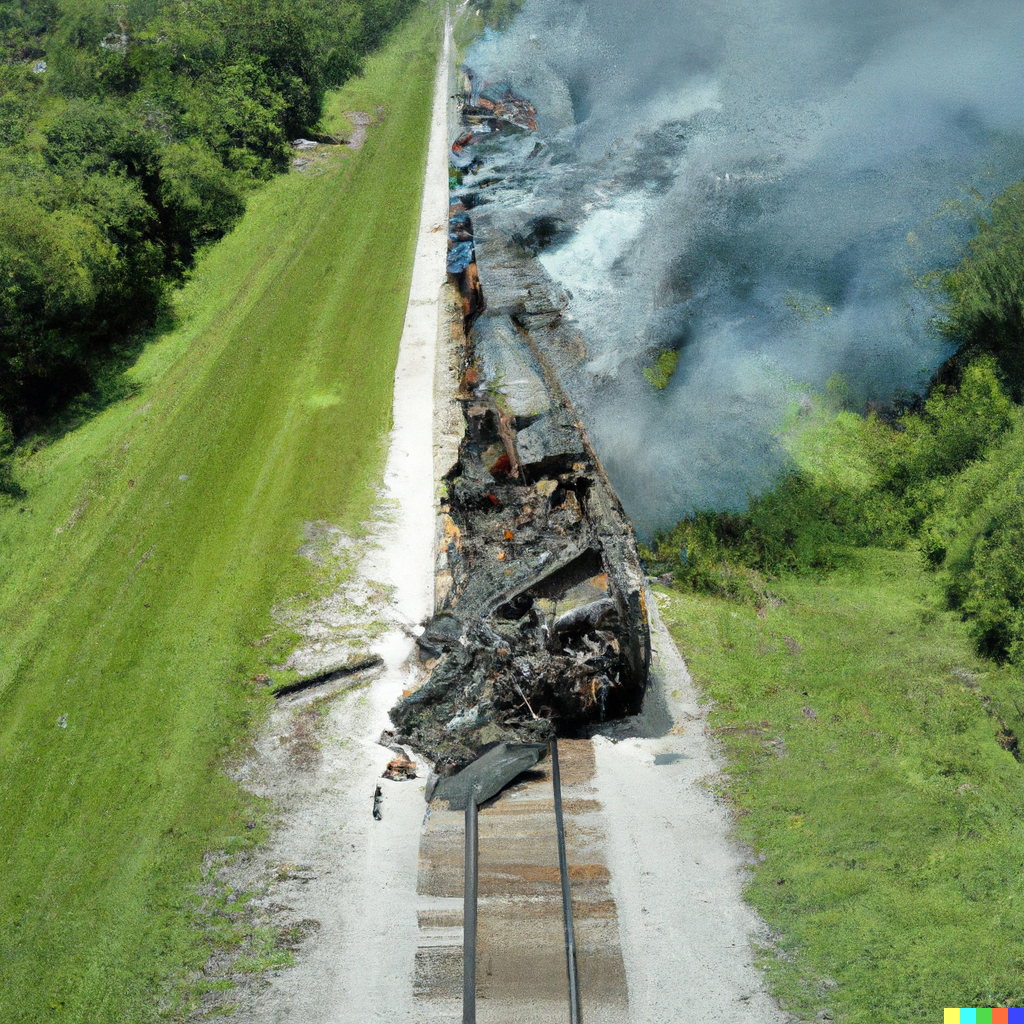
[390,70,650,777]
[382,753,418,781]
[445,196,484,324]
[450,79,538,173]
[467,80,538,131]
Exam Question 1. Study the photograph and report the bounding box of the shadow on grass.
[13,300,179,464]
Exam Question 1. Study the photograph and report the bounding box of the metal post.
[463,790,479,1024]
[551,738,582,1024]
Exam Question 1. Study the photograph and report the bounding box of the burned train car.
[390,74,650,776]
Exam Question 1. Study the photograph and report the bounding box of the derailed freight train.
[390,73,650,776]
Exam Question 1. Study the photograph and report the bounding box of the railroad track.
[412,738,628,1023]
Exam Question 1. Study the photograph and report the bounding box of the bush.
[649,354,1024,666]
[0,167,164,428]
[0,411,21,498]
[864,356,1015,542]
[889,356,1014,485]
[0,0,421,435]
[921,422,1024,663]
[948,494,1024,664]
[176,59,290,178]
[158,140,246,271]
[0,196,111,423]
[43,101,158,178]
[940,180,1024,398]
[642,473,862,604]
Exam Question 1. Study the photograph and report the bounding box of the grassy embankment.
[0,7,438,1020]
[658,525,1024,1018]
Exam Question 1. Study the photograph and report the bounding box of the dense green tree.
[157,138,245,269]
[0,0,419,435]
[941,180,1024,397]
[929,427,1024,663]
[0,0,55,60]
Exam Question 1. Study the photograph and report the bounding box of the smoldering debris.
[466,79,538,132]
[390,73,650,777]
[457,0,1024,537]
[451,79,538,172]
[391,376,652,774]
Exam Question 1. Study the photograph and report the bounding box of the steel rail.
[463,790,479,1024]
[551,737,583,1024]
[460,741,582,1023]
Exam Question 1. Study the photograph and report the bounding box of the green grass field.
[658,551,1024,1021]
[0,8,438,1020]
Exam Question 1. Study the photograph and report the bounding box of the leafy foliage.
[645,352,1024,664]
[922,425,1024,663]
[640,475,858,606]
[0,410,20,496]
[0,0,418,433]
[642,348,679,390]
[940,179,1024,397]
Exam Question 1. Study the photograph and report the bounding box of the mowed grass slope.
[0,9,438,1020]
[658,550,1024,1022]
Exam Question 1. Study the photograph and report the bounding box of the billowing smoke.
[461,0,1024,536]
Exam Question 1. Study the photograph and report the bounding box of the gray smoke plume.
[461,0,1024,537]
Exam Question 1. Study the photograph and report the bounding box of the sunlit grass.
[0,8,439,1020]
[659,548,1024,1021]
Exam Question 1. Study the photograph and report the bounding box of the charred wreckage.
[389,71,651,777]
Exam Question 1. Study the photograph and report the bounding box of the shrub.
[0,411,21,498]
[925,422,1024,663]
[650,354,1023,666]
[642,473,861,604]
[642,349,679,390]
[158,140,246,271]
[864,356,1014,541]
[890,356,1013,484]
[940,180,1024,398]
[0,0,421,433]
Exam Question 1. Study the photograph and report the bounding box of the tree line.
[643,177,1024,670]
[0,0,416,443]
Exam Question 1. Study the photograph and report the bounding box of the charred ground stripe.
[413,739,628,1023]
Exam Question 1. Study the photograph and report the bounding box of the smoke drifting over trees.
[462,0,1024,534]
